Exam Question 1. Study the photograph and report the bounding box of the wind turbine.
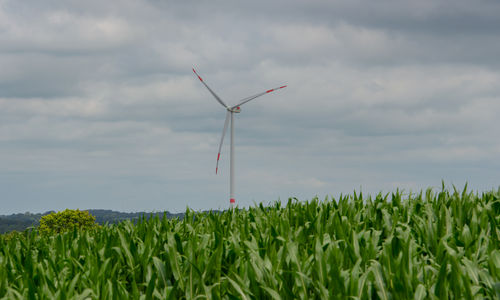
[193,68,287,206]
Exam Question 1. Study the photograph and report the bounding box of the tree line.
[0,209,187,234]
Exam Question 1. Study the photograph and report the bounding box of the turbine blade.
[193,68,228,109]
[232,85,287,109]
[216,111,231,174]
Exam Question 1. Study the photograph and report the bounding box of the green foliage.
[0,209,185,234]
[0,186,499,299]
[0,213,39,234]
[38,209,98,234]
[0,230,23,242]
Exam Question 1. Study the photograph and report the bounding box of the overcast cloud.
[1,0,499,214]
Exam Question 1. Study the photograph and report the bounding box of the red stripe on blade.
[280,85,287,89]
[217,153,220,160]
[216,167,218,174]
[230,198,235,203]
[266,89,274,93]
[198,76,203,81]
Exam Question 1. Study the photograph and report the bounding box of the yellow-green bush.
[1,230,22,242]
[38,209,98,234]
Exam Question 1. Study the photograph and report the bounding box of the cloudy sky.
[1,0,499,214]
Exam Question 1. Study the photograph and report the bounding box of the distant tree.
[0,218,35,234]
[38,209,98,234]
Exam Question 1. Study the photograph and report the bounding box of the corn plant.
[0,185,499,299]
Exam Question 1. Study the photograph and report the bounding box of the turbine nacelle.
[229,106,241,113]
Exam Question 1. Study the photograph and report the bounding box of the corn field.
[1,186,499,299]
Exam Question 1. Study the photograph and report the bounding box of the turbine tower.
[193,68,286,207]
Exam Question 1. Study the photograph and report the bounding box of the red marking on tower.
[230,198,235,204]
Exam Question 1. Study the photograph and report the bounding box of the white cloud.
[1,9,136,53]
[0,0,499,214]
[0,97,107,118]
